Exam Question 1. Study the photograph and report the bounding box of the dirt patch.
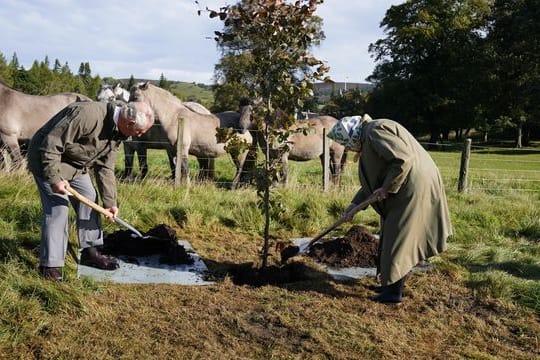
[226,262,315,286]
[100,224,194,265]
[307,225,379,268]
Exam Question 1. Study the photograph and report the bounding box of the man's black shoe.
[39,266,63,281]
[80,247,119,270]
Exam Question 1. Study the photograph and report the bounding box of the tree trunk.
[429,129,440,150]
[515,124,523,148]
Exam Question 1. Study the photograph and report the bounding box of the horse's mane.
[142,83,189,112]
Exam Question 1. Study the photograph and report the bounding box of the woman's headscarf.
[327,114,371,151]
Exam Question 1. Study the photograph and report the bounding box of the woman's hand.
[372,187,389,201]
[342,203,360,222]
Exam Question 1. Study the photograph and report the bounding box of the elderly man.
[328,114,453,303]
[27,100,154,281]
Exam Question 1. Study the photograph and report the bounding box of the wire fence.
[1,136,538,196]
[110,137,540,197]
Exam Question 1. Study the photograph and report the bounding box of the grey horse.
[129,81,252,187]
[239,104,348,184]
[97,83,130,102]
[97,83,217,179]
[0,80,90,170]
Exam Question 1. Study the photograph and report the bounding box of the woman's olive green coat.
[352,118,453,285]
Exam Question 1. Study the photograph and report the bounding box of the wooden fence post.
[458,138,472,193]
[175,116,188,187]
[322,128,330,192]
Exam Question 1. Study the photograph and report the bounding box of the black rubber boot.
[370,276,405,304]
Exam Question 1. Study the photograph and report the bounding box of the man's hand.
[52,179,70,194]
[104,206,119,222]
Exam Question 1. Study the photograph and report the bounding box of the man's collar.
[113,105,122,126]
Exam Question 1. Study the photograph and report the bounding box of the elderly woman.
[328,115,452,303]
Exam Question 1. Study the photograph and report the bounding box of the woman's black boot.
[370,276,405,303]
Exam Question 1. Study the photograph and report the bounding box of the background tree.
[321,87,369,119]
[203,0,329,267]
[211,52,254,112]
[127,74,136,90]
[367,0,493,142]
[159,72,171,91]
[487,0,540,147]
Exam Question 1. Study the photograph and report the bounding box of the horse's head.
[129,81,150,102]
[113,83,130,102]
[97,85,115,102]
[238,103,253,134]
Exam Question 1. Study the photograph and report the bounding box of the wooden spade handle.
[65,185,114,218]
[307,192,382,248]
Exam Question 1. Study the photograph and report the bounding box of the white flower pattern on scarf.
[327,115,365,151]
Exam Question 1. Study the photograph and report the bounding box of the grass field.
[0,145,538,359]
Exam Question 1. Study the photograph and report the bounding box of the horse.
[121,101,213,181]
[0,80,91,170]
[239,104,348,185]
[97,83,130,103]
[97,83,226,180]
[129,81,252,187]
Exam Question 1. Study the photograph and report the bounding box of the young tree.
[202,0,329,267]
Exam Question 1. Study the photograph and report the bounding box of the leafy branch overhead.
[201,0,329,122]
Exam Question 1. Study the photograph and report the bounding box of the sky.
[0,0,404,85]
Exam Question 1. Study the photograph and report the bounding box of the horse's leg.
[123,142,135,179]
[197,157,210,181]
[239,135,258,184]
[136,143,148,179]
[0,134,23,171]
[207,158,215,180]
[327,149,340,185]
[280,153,289,185]
[231,149,248,189]
[166,147,177,180]
[337,150,348,185]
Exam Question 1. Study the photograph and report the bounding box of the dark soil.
[100,224,194,265]
[307,225,379,268]
[224,262,315,286]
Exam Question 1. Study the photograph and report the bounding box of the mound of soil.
[100,224,194,265]
[308,225,379,268]
[225,262,314,286]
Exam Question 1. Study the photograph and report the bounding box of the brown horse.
[0,81,91,170]
[129,82,252,187]
[240,105,348,184]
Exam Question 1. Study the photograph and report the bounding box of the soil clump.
[308,225,379,268]
[226,262,315,286]
[100,224,194,265]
